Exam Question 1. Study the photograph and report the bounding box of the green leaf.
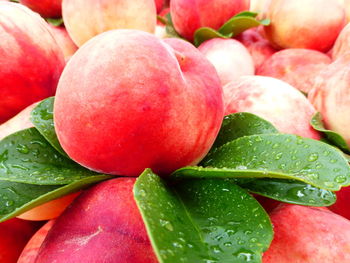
[134,169,273,263]
[173,134,350,191]
[30,97,66,156]
[236,178,336,207]
[193,11,270,47]
[193,27,231,47]
[0,128,99,185]
[212,112,278,150]
[0,175,112,222]
[310,112,350,153]
[46,18,63,27]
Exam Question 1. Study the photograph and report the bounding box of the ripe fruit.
[264,0,346,52]
[54,30,223,176]
[62,0,157,46]
[20,0,62,18]
[35,178,158,263]
[198,38,255,86]
[223,76,321,139]
[0,2,65,124]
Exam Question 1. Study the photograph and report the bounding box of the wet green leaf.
[30,97,66,156]
[310,112,350,153]
[173,134,350,191]
[0,128,99,185]
[212,112,278,150]
[0,175,112,222]
[134,169,273,263]
[46,18,63,27]
[236,178,336,207]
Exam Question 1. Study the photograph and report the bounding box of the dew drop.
[308,153,318,162]
[335,175,347,184]
[159,219,174,231]
[16,144,29,154]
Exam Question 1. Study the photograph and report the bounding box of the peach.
[17,220,55,263]
[155,0,163,13]
[46,24,78,61]
[264,0,346,52]
[198,38,255,86]
[0,218,41,263]
[0,102,37,141]
[62,0,157,46]
[329,186,350,220]
[35,178,158,263]
[236,27,277,70]
[223,76,321,139]
[263,204,350,262]
[17,192,80,221]
[257,48,331,94]
[0,2,65,124]
[331,23,350,60]
[20,0,62,18]
[308,54,350,146]
[170,0,250,41]
[54,30,223,177]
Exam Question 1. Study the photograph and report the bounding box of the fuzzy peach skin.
[198,38,255,86]
[170,0,250,41]
[35,178,158,263]
[263,204,350,262]
[54,30,223,177]
[264,0,346,52]
[223,76,321,139]
[47,24,78,61]
[236,27,276,70]
[329,186,350,220]
[257,48,331,94]
[17,220,55,263]
[62,0,157,47]
[20,0,62,18]
[0,2,65,124]
[308,54,350,146]
[0,218,41,263]
[331,23,350,60]
[155,0,163,13]
[0,102,37,141]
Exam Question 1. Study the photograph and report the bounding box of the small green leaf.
[236,178,336,207]
[310,112,350,153]
[46,18,63,27]
[0,128,99,185]
[134,169,273,263]
[164,13,183,39]
[173,134,350,191]
[193,11,270,47]
[212,112,278,150]
[0,175,112,222]
[193,27,231,47]
[30,97,66,156]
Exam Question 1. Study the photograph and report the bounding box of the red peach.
[257,48,331,94]
[0,2,65,124]
[223,76,321,139]
[155,0,163,13]
[46,24,78,61]
[236,27,277,70]
[17,220,55,263]
[198,38,255,86]
[0,218,41,263]
[263,204,350,262]
[170,0,250,41]
[54,30,223,177]
[331,23,350,60]
[329,186,350,220]
[308,54,350,146]
[20,0,62,18]
[264,0,346,52]
[62,0,157,46]
[0,102,37,141]
[35,178,158,263]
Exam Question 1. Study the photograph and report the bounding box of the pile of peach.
[1,0,350,262]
